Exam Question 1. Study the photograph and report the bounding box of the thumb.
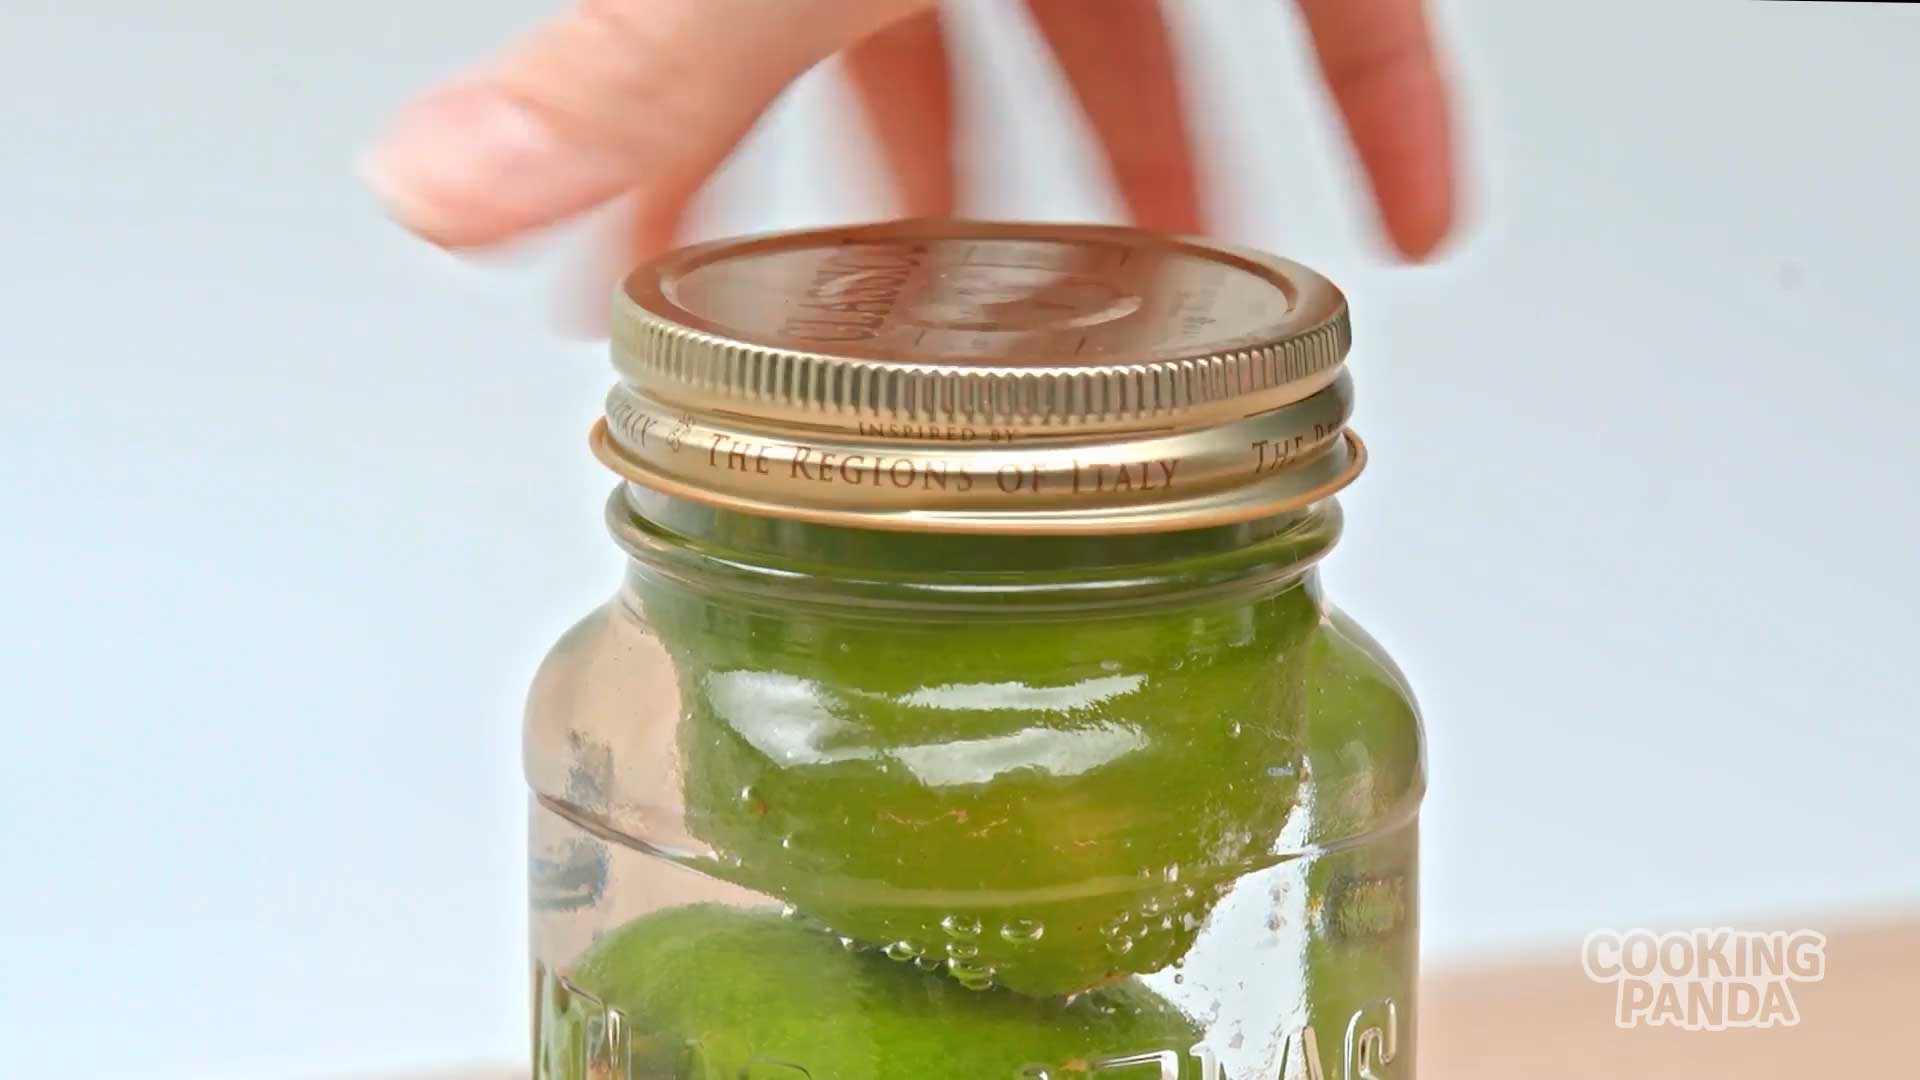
[363,0,933,248]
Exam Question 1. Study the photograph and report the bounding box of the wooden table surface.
[415,916,1912,1080]
[1420,915,1911,1078]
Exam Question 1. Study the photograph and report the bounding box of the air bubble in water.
[838,936,859,950]
[940,915,982,939]
[913,954,942,971]
[999,919,1046,945]
[948,957,995,989]
[884,940,923,962]
[946,940,979,959]
[1106,935,1136,956]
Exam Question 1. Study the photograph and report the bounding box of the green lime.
[645,577,1320,997]
[536,905,1201,1080]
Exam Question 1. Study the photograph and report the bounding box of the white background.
[2,1,1916,1076]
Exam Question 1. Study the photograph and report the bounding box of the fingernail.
[361,83,630,248]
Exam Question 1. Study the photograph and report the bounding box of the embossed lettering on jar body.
[525,221,1426,1080]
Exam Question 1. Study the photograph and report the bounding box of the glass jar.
[526,221,1425,1080]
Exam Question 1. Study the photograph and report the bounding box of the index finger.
[363,0,934,248]
[1294,0,1456,259]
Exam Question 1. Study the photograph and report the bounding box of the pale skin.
[363,0,1455,265]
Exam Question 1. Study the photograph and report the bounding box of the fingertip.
[1027,0,1204,240]
[361,81,634,248]
[1126,178,1207,239]
[845,10,959,220]
[1383,173,1456,262]
[1293,0,1461,262]
[1346,70,1457,263]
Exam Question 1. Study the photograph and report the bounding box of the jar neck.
[608,484,1341,615]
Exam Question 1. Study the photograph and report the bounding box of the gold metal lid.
[593,219,1365,534]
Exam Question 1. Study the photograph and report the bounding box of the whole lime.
[646,573,1319,997]
[536,905,1201,1080]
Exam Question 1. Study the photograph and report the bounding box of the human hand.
[363,1,1454,266]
